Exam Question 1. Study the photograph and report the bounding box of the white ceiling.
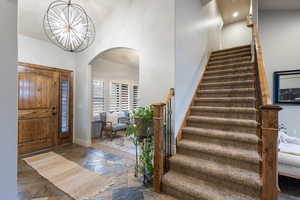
[217,0,250,25]
[18,0,119,41]
[91,48,139,67]
[260,0,300,10]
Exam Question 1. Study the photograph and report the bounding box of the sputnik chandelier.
[43,0,96,52]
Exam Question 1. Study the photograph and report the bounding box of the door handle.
[52,112,57,116]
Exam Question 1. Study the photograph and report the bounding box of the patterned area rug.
[94,135,136,156]
[23,152,112,200]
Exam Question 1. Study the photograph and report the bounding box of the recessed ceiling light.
[233,12,239,18]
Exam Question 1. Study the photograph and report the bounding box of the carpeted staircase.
[162,45,262,200]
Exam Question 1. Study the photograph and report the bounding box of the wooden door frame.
[18,62,74,152]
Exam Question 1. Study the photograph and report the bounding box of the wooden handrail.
[163,88,175,104]
[252,23,272,105]
[153,88,175,193]
[248,16,282,200]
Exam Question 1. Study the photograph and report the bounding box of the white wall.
[92,58,139,112]
[175,0,223,133]
[259,10,300,138]
[18,35,76,70]
[222,20,252,49]
[0,0,17,199]
[75,0,175,145]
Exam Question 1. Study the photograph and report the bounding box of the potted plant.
[133,106,154,137]
[126,106,154,183]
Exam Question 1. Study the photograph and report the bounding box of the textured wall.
[18,35,77,70]
[75,0,175,145]
[0,0,17,199]
[175,0,223,133]
[222,20,252,49]
[259,10,300,138]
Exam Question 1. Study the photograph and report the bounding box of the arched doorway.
[89,47,140,155]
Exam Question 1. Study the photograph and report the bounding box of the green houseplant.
[126,106,154,178]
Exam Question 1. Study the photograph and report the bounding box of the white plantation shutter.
[110,82,120,112]
[133,85,139,110]
[92,80,104,119]
[110,82,130,112]
[120,83,130,111]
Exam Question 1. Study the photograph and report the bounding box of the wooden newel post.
[153,103,165,193]
[261,105,282,200]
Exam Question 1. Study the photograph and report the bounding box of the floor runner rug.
[23,152,112,200]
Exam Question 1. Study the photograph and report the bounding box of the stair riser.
[187,121,257,134]
[208,58,251,66]
[210,52,252,61]
[162,184,203,200]
[205,68,255,76]
[200,82,254,90]
[194,101,256,108]
[190,110,256,120]
[183,133,257,151]
[170,163,261,199]
[203,75,255,83]
[212,48,251,57]
[198,91,255,98]
[177,147,260,173]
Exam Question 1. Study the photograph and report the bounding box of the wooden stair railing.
[153,88,175,192]
[248,16,282,200]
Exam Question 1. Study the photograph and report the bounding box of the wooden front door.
[18,66,59,154]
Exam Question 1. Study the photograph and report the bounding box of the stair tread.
[170,154,262,189]
[200,80,254,86]
[212,49,252,58]
[178,139,261,164]
[191,106,256,113]
[212,45,251,54]
[195,97,256,102]
[205,66,255,75]
[188,116,258,127]
[182,127,259,144]
[163,171,258,200]
[207,61,253,69]
[210,52,251,60]
[203,73,255,80]
[199,88,255,94]
[209,57,251,65]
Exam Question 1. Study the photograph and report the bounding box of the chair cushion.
[112,124,127,131]
[107,112,119,125]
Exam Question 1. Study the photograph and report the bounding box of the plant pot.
[135,117,153,137]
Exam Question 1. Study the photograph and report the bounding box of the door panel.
[18,66,59,154]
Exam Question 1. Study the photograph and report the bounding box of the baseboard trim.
[74,138,91,147]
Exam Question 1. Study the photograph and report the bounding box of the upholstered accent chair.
[99,111,130,140]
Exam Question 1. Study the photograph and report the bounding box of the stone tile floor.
[18,142,175,200]
[18,136,300,200]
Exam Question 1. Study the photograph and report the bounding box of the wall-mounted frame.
[274,70,300,104]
